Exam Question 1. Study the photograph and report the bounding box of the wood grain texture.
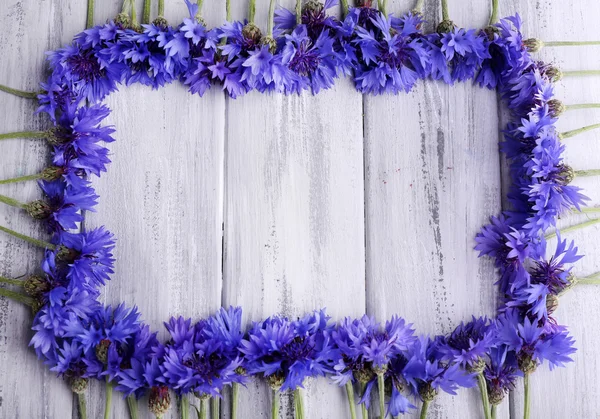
[0,0,599,418]
[0,1,86,418]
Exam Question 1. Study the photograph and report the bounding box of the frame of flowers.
[0,0,599,418]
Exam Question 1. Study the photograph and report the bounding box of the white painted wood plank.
[0,1,86,418]
[364,0,507,417]
[223,3,365,419]
[83,2,226,418]
[501,0,600,417]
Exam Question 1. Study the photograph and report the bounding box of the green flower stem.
[0,276,23,286]
[489,0,499,25]
[87,0,95,28]
[180,394,189,419]
[142,0,151,23]
[345,382,357,419]
[378,0,388,17]
[104,379,114,419]
[196,0,205,20]
[582,207,600,213]
[476,373,492,419]
[563,70,600,77]
[340,0,349,18]
[491,404,497,419]
[78,392,88,419]
[0,194,26,209]
[0,225,55,249]
[561,123,600,139]
[200,398,208,419]
[121,0,131,15]
[545,218,600,240]
[127,394,139,419]
[575,169,600,177]
[0,131,46,141]
[0,173,43,185]
[0,84,39,99]
[226,0,231,21]
[359,382,368,419]
[294,388,305,419]
[231,383,238,419]
[419,400,429,419]
[271,389,280,419]
[0,287,34,306]
[377,373,385,419]
[158,0,165,17]
[131,0,138,25]
[545,41,600,47]
[441,0,450,21]
[566,103,600,111]
[523,373,530,419]
[296,0,302,25]
[579,271,600,285]
[414,0,425,12]
[211,397,219,419]
[267,0,276,37]
[249,0,256,24]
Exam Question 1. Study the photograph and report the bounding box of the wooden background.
[0,0,598,418]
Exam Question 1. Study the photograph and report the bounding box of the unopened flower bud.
[523,38,544,52]
[153,16,169,29]
[40,166,64,182]
[354,367,376,384]
[70,377,89,394]
[303,0,324,14]
[25,200,52,220]
[235,366,247,376]
[483,25,500,41]
[436,19,455,34]
[115,13,132,29]
[418,383,437,402]
[149,386,171,417]
[543,65,563,83]
[45,128,66,146]
[262,36,277,53]
[488,386,505,406]
[242,23,262,45]
[546,293,559,315]
[548,99,566,118]
[558,164,575,185]
[95,339,111,364]
[517,353,538,374]
[466,357,486,374]
[56,245,79,263]
[267,373,285,391]
[24,275,50,297]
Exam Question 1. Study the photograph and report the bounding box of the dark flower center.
[281,336,314,361]
[67,51,104,82]
[378,41,411,69]
[289,41,321,76]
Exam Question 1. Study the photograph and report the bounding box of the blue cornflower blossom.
[507,235,582,320]
[51,104,116,182]
[483,345,522,406]
[436,317,495,372]
[428,27,489,83]
[353,12,429,94]
[161,313,243,397]
[54,227,116,293]
[403,336,475,403]
[240,309,336,391]
[32,180,98,233]
[495,309,576,373]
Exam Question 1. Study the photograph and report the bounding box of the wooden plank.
[222,2,366,418]
[502,0,600,417]
[363,1,508,417]
[83,2,226,418]
[0,1,87,418]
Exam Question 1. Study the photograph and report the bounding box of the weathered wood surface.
[0,0,598,418]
